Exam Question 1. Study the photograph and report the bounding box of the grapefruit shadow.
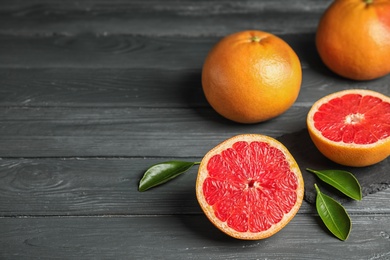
[176,190,274,247]
[155,176,270,245]
[277,128,390,204]
[176,70,206,108]
[177,69,253,125]
[281,32,346,80]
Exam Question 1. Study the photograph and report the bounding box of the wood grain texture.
[0,34,211,69]
[1,0,390,258]
[0,33,336,70]
[0,106,308,157]
[0,0,332,36]
[0,0,333,10]
[1,215,389,259]
[0,158,389,216]
[1,68,389,108]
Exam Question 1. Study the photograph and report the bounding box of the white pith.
[345,113,364,125]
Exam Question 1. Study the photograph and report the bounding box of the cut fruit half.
[307,89,390,167]
[196,134,304,240]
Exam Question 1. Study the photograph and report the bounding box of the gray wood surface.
[0,0,389,259]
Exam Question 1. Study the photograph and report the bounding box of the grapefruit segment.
[307,89,390,167]
[196,134,304,240]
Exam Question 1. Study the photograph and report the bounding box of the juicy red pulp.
[203,141,298,233]
[313,94,390,144]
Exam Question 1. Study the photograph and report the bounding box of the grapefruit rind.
[201,30,302,124]
[307,89,390,167]
[196,134,304,240]
[315,0,390,80]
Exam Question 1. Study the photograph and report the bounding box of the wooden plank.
[1,68,389,108]
[0,157,204,216]
[0,0,331,36]
[0,68,206,108]
[0,157,389,216]
[1,214,389,259]
[0,33,325,69]
[0,34,212,69]
[0,106,308,157]
[0,0,332,10]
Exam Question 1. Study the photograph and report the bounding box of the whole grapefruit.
[316,0,390,80]
[202,30,302,124]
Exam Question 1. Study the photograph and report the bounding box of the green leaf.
[315,184,352,241]
[307,168,362,201]
[138,161,200,192]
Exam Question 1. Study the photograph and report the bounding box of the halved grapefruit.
[196,134,304,240]
[307,89,390,167]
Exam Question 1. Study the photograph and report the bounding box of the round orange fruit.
[316,0,390,80]
[201,30,302,124]
[307,89,390,167]
[196,134,304,240]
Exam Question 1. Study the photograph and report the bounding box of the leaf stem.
[314,183,320,193]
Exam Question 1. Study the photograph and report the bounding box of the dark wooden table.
[1,0,390,259]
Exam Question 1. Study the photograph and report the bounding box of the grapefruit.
[201,30,302,124]
[316,0,390,80]
[196,134,304,240]
[307,89,390,167]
